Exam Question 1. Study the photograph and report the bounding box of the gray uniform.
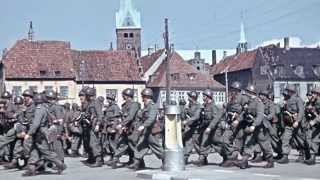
[183,101,202,160]
[25,103,65,171]
[131,100,163,160]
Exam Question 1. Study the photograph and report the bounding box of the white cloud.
[255,36,320,48]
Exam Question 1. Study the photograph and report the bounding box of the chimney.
[212,50,217,65]
[276,42,281,48]
[284,37,290,50]
[109,42,113,50]
[194,51,201,59]
[148,47,154,55]
[223,50,227,59]
[170,43,175,52]
[2,48,8,59]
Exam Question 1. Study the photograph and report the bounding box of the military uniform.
[183,92,202,163]
[277,85,305,164]
[69,104,83,156]
[23,100,66,176]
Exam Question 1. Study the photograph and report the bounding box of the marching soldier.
[22,93,66,176]
[182,91,202,164]
[198,89,222,166]
[103,94,121,167]
[109,88,140,168]
[236,85,273,169]
[277,84,305,164]
[69,103,83,157]
[129,88,163,170]
[81,87,103,167]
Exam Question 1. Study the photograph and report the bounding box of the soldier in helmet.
[102,93,121,168]
[80,87,104,167]
[129,88,163,170]
[43,89,65,163]
[198,89,223,166]
[68,103,82,157]
[22,93,66,176]
[301,87,320,165]
[235,84,274,169]
[277,84,305,164]
[182,90,202,164]
[109,88,140,169]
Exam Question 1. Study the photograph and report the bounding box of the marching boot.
[105,155,114,166]
[184,156,189,165]
[4,159,18,169]
[22,165,37,177]
[264,158,274,168]
[56,162,67,175]
[273,154,283,161]
[277,154,289,164]
[110,157,119,169]
[295,152,305,163]
[304,154,316,165]
[251,154,263,163]
[90,157,103,168]
[236,155,249,169]
[70,150,79,158]
[125,156,134,166]
[197,155,208,166]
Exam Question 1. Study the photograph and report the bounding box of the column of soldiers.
[1,83,320,176]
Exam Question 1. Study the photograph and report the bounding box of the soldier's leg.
[258,128,274,168]
[304,127,316,165]
[278,127,293,164]
[237,133,256,169]
[53,139,64,162]
[71,134,81,155]
[4,139,25,169]
[183,128,195,163]
[89,130,103,167]
[148,134,164,160]
[0,128,16,150]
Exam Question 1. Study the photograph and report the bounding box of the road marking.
[213,169,235,173]
[253,173,281,177]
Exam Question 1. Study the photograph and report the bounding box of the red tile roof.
[140,49,165,72]
[147,51,224,90]
[211,49,258,75]
[4,39,75,79]
[73,50,143,82]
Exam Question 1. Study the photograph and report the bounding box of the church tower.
[236,20,248,54]
[116,0,142,57]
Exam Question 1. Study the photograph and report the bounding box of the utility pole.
[163,18,185,172]
[224,66,229,103]
[164,18,171,104]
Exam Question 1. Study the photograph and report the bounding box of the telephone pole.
[164,18,171,103]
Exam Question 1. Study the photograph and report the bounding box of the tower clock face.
[126,43,132,50]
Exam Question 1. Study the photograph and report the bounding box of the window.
[260,65,268,75]
[294,84,300,95]
[171,73,180,81]
[187,73,196,80]
[197,67,200,70]
[29,86,38,93]
[44,86,53,91]
[274,65,285,77]
[40,70,47,76]
[55,71,61,76]
[133,89,138,102]
[307,83,315,93]
[279,83,286,95]
[106,89,118,102]
[124,33,128,38]
[60,86,69,98]
[312,65,320,77]
[126,43,132,50]
[12,86,22,96]
[129,33,134,38]
[294,65,305,78]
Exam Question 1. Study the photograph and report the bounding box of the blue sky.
[1,0,319,51]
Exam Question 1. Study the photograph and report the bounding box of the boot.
[273,154,283,161]
[184,156,189,165]
[295,152,305,163]
[277,154,289,164]
[125,156,134,167]
[110,157,119,169]
[105,156,114,166]
[22,165,37,177]
[70,150,79,158]
[264,159,274,168]
[236,156,249,169]
[251,154,263,163]
[4,159,18,169]
[197,156,208,166]
[56,163,67,175]
[133,159,145,170]
[90,157,103,168]
[304,154,316,165]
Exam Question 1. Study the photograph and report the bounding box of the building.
[141,50,225,107]
[186,51,210,74]
[211,38,320,102]
[2,39,145,105]
[116,0,142,58]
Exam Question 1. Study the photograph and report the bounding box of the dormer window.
[40,70,47,76]
[171,73,180,81]
[312,65,320,77]
[294,65,305,78]
[187,73,196,80]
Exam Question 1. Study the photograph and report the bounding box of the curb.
[136,170,201,180]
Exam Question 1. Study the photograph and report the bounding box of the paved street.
[1,150,320,180]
